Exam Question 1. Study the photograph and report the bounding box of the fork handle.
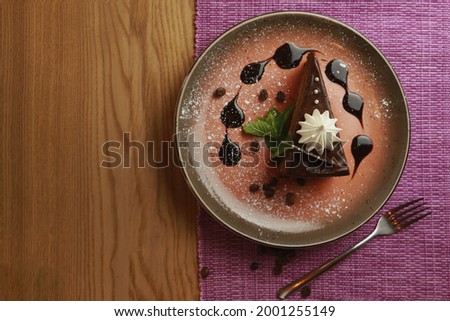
[277,232,377,300]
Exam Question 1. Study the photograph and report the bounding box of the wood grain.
[0,0,199,300]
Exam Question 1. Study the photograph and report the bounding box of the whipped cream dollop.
[297,109,342,155]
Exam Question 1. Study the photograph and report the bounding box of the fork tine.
[395,206,430,224]
[385,198,431,231]
[391,203,426,220]
[387,197,424,215]
[399,211,432,229]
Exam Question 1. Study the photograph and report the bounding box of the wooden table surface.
[0,0,199,300]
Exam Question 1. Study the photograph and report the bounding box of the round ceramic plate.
[176,12,409,248]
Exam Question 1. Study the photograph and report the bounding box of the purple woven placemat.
[196,0,450,300]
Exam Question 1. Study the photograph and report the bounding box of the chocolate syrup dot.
[239,43,313,85]
[240,59,271,84]
[219,133,241,167]
[326,59,365,126]
[325,59,349,88]
[351,135,373,178]
[273,42,312,69]
[343,91,364,125]
[220,93,245,128]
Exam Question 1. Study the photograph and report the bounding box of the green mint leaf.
[243,118,272,137]
[243,107,283,137]
[244,104,296,157]
[275,103,295,138]
[264,107,279,123]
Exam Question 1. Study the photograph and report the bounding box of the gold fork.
[277,198,431,300]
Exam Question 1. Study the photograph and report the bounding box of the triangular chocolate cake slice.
[278,52,350,178]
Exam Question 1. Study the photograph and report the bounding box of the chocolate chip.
[269,177,278,186]
[285,192,295,206]
[296,178,306,186]
[258,89,268,101]
[276,90,286,102]
[200,267,210,278]
[262,183,270,191]
[300,285,311,298]
[250,140,260,153]
[213,87,226,97]
[273,265,283,275]
[264,188,275,198]
[249,184,260,192]
[258,245,269,255]
[250,262,259,270]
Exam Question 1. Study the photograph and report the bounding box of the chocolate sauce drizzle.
[220,92,245,128]
[240,42,313,84]
[219,133,242,167]
[326,59,364,126]
[218,93,244,166]
[220,41,376,179]
[240,59,271,85]
[351,135,373,178]
[222,42,313,166]
[273,43,313,69]
[226,43,373,177]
